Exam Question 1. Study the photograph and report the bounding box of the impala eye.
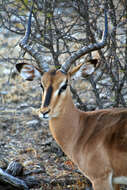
[58,80,68,96]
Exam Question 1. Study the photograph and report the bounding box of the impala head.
[16,6,108,120]
[16,60,96,120]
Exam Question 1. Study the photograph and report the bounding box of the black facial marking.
[40,83,44,92]
[43,85,53,107]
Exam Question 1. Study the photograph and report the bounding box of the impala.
[16,5,127,190]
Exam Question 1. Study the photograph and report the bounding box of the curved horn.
[19,0,49,73]
[60,9,108,74]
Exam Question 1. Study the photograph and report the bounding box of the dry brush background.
[0,0,127,189]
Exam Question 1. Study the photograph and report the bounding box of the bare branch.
[60,9,108,74]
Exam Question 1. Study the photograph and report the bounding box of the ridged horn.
[19,0,49,73]
[60,9,108,74]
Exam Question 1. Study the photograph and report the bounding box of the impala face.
[39,70,69,120]
[16,61,96,120]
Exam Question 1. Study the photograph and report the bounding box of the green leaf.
[47,12,53,18]
[24,0,28,5]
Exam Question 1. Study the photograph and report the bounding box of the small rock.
[26,120,39,127]
[18,103,28,109]
[6,161,23,176]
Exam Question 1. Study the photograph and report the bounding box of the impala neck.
[49,88,81,158]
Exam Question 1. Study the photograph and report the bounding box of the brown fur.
[18,64,127,190]
[40,70,127,190]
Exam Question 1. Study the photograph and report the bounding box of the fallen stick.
[0,168,29,190]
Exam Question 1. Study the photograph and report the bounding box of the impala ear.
[69,59,97,79]
[16,63,42,81]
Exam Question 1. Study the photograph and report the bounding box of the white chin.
[39,112,59,120]
[43,117,50,121]
[39,113,50,120]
